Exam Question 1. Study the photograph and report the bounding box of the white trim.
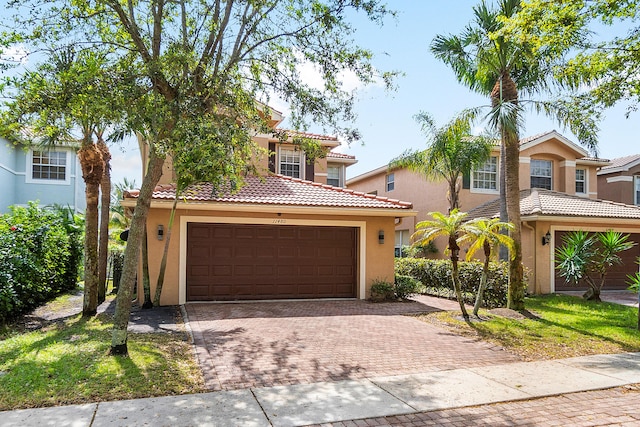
[520,157,531,164]
[315,172,328,177]
[606,176,634,183]
[25,148,72,185]
[470,155,499,194]
[179,216,367,304]
[0,163,23,175]
[575,167,587,195]
[560,160,576,167]
[598,157,640,175]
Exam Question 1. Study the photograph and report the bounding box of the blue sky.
[4,1,638,185]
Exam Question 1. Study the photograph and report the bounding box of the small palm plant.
[412,209,470,320]
[626,257,640,331]
[556,230,635,301]
[459,217,514,317]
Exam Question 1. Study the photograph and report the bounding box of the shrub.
[395,257,510,308]
[370,279,395,302]
[394,274,422,299]
[0,202,83,322]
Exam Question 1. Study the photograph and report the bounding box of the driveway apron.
[185,296,521,391]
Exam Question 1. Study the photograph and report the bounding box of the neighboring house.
[467,188,640,293]
[124,112,415,305]
[0,138,85,212]
[597,154,640,206]
[347,130,610,259]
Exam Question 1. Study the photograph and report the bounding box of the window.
[31,150,67,181]
[327,166,342,187]
[394,230,410,257]
[575,169,586,194]
[635,176,640,206]
[530,159,552,190]
[279,148,302,179]
[472,156,498,191]
[386,173,395,192]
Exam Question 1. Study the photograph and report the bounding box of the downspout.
[522,221,537,294]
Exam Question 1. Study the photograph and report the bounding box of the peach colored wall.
[141,207,399,304]
[598,164,640,205]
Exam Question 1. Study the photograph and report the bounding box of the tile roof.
[276,128,338,141]
[518,131,556,145]
[326,151,356,160]
[125,174,412,210]
[599,154,640,171]
[468,188,640,220]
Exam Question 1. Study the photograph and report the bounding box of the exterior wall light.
[157,224,164,241]
[542,230,551,246]
[378,230,385,244]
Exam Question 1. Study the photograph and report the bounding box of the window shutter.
[268,143,276,173]
[305,160,315,181]
[462,171,470,189]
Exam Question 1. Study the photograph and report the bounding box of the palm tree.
[556,230,635,302]
[412,209,470,320]
[390,113,493,213]
[431,0,545,310]
[460,217,514,316]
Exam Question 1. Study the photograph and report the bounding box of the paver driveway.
[185,295,521,391]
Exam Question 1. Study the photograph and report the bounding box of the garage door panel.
[186,223,357,301]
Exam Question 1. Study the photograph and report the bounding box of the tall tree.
[5,0,398,355]
[0,48,123,317]
[412,209,471,320]
[431,0,597,310]
[390,113,493,213]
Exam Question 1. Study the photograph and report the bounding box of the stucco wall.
[140,206,399,305]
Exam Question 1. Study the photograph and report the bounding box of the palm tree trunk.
[78,143,104,317]
[449,236,469,320]
[141,221,153,308]
[474,243,492,317]
[110,148,165,356]
[97,139,111,304]
[498,143,509,261]
[153,193,179,306]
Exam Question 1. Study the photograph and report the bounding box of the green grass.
[418,294,640,361]
[0,311,205,410]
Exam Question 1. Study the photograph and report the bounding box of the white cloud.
[1,45,29,65]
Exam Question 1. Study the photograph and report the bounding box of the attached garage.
[186,223,357,301]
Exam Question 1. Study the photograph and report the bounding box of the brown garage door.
[554,231,640,291]
[186,223,357,301]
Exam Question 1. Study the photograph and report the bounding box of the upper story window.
[472,156,498,191]
[327,165,342,187]
[27,150,70,184]
[279,148,302,179]
[530,159,552,190]
[386,173,395,192]
[575,169,586,194]
[635,175,640,206]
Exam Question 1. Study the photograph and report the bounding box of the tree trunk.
[449,236,469,320]
[79,143,104,317]
[141,221,153,308]
[492,72,525,311]
[473,242,491,317]
[110,149,165,356]
[153,193,178,306]
[97,139,111,304]
[448,179,459,212]
[498,142,509,261]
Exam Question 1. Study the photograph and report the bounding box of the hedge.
[395,257,510,308]
[0,202,83,323]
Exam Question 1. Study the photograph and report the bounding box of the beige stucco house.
[597,154,640,206]
[347,130,640,294]
[124,111,416,305]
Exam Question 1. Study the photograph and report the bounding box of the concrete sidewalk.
[4,352,640,427]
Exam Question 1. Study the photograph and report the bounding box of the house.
[347,130,640,293]
[0,138,85,212]
[347,130,610,257]
[597,154,640,206]
[124,112,416,305]
[467,188,640,293]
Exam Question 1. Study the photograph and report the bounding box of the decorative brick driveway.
[185,296,521,391]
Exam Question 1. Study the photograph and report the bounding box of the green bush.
[0,202,83,322]
[370,279,395,302]
[394,274,422,299]
[395,257,510,308]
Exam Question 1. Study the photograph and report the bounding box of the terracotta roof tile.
[599,154,640,171]
[276,128,338,141]
[127,174,412,209]
[468,188,640,220]
[326,151,356,160]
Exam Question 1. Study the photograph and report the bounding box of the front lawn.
[417,294,640,360]
[0,306,205,410]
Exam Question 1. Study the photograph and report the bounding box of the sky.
[5,1,639,186]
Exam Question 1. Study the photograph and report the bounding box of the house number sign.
[272,219,287,224]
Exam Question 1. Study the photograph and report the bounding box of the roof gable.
[519,130,590,158]
[598,154,640,175]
